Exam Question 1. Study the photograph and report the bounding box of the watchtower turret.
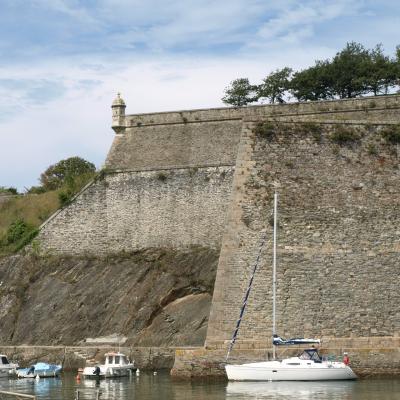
[111,93,126,134]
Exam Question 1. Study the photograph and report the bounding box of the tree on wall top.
[222,78,258,107]
[257,67,293,104]
[222,42,400,105]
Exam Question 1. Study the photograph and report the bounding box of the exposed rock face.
[0,246,218,346]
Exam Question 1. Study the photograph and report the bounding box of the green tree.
[257,67,293,103]
[290,61,334,101]
[0,186,18,195]
[364,44,398,95]
[40,156,96,191]
[221,78,257,107]
[330,42,370,98]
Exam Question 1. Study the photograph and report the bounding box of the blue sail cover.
[273,334,321,346]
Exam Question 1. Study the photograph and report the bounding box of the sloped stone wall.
[206,120,400,346]
[39,166,234,255]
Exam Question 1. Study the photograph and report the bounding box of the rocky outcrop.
[0,246,218,346]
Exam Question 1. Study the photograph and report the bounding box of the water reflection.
[0,372,399,400]
[226,381,355,400]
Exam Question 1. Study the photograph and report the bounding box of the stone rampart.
[39,166,234,254]
[206,118,400,347]
[33,94,400,378]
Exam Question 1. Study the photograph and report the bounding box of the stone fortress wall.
[37,94,400,370]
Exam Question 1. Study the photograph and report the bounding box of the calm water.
[0,372,399,400]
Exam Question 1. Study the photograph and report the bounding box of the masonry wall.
[39,166,235,254]
[206,118,400,346]
[105,121,242,170]
[37,95,400,344]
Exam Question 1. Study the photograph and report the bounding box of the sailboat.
[225,193,357,381]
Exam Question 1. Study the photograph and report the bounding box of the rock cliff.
[0,246,217,346]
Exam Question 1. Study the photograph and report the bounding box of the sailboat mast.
[272,192,278,360]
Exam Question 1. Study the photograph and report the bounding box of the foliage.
[223,42,400,104]
[0,190,60,257]
[290,61,334,101]
[253,122,275,140]
[330,126,360,145]
[301,122,322,142]
[329,42,371,98]
[40,156,96,191]
[367,143,378,155]
[26,186,47,194]
[222,78,258,107]
[6,218,30,244]
[0,217,38,254]
[0,186,18,195]
[381,125,400,144]
[364,44,399,96]
[257,67,292,103]
[157,172,167,181]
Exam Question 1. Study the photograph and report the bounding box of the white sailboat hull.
[226,360,357,381]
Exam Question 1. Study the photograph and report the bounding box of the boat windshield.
[299,349,322,362]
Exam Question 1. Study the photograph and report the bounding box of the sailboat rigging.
[225,192,357,381]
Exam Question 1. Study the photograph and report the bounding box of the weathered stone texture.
[207,120,400,346]
[105,121,242,170]
[172,338,400,378]
[29,94,400,376]
[39,167,234,254]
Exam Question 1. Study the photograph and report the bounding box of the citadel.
[1,94,399,377]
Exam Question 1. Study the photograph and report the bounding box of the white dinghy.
[225,193,357,381]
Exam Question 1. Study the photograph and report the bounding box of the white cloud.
[1,0,400,191]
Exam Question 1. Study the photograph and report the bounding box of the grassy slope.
[0,191,61,256]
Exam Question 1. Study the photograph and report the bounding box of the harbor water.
[0,372,399,400]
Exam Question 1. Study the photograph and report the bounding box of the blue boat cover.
[273,334,321,346]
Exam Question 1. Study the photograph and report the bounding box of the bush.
[330,126,360,145]
[0,186,18,195]
[367,143,378,155]
[2,218,38,252]
[253,122,275,140]
[381,125,400,144]
[301,122,322,143]
[157,172,167,182]
[26,186,46,194]
[6,218,30,244]
[40,156,96,191]
[58,190,74,207]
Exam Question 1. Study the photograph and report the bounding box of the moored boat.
[82,352,135,378]
[226,348,357,381]
[225,193,357,381]
[16,362,62,378]
[0,354,18,378]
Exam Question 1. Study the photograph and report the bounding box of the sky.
[0,0,399,191]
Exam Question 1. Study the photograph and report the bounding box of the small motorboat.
[0,354,19,378]
[17,362,62,378]
[82,352,135,378]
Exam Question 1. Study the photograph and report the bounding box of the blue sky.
[0,0,399,191]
